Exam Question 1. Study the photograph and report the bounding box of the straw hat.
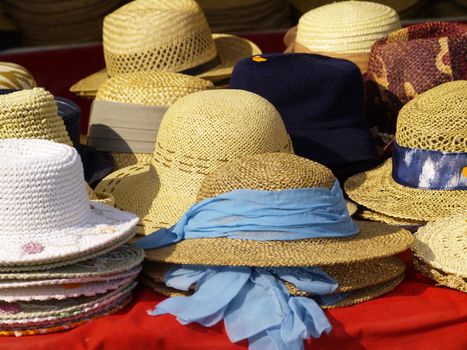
[143,152,412,266]
[356,207,425,231]
[89,72,214,169]
[345,81,467,222]
[0,139,139,267]
[412,214,466,292]
[96,89,293,234]
[293,1,401,73]
[365,22,467,135]
[0,62,36,90]
[70,0,261,97]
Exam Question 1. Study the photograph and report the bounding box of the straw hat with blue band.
[138,152,412,266]
[70,0,261,98]
[345,81,467,222]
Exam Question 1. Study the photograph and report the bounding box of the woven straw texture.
[413,256,466,292]
[96,90,292,234]
[356,207,425,230]
[0,139,138,267]
[144,152,412,265]
[0,62,36,90]
[0,245,143,281]
[71,0,261,96]
[296,1,401,54]
[412,214,466,278]
[365,22,467,134]
[345,81,467,221]
[94,71,214,169]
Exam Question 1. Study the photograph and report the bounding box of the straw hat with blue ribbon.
[345,81,467,222]
[137,152,412,266]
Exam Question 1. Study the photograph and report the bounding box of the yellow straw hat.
[412,214,466,292]
[0,88,113,206]
[294,1,401,73]
[70,0,261,97]
[143,152,412,266]
[89,72,214,169]
[95,89,293,234]
[0,62,36,90]
[356,207,425,230]
[345,81,467,222]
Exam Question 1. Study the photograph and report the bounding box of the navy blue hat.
[230,53,381,181]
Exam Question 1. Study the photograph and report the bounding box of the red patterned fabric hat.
[365,21,467,135]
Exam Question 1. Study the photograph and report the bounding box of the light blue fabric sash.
[152,265,338,350]
[135,180,359,249]
[392,141,467,190]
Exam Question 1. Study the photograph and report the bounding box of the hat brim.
[70,34,261,97]
[413,256,466,292]
[344,160,467,222]
[0,202,138,267]
[143,221,412,266]
[356,207,425,231]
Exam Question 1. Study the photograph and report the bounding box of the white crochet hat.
[0,139,139,268]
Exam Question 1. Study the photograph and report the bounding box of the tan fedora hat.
[95,89,293,234]
[70,0,261,97]
[412,214,466,292]
[289,1,401,74]
[345,81,467,222]
[88,71,214,169]
[143,152,413,266]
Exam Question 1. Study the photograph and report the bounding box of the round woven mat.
[413,256,466,293]
[345,160,467,222]
[412,214,466,278]
[144,221,412,266]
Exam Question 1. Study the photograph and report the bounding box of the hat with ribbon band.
[89,71,214,169]
[95,89,293,235]
[345,80,467,222]
[70,0,261,97]
[230,53,381,182]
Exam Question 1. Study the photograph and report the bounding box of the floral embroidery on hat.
[0,301,22,314]
[21,242,44,255]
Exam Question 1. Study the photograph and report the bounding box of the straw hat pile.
[345,81,467,227]
[89,72,214,169]
[70,0,261,98]
[96,89,293,235]
[196,0,292,32]
[0,62,35,90]
[2,0,126,46]
[412,214,466,292]
[141,152,413,308]
[0,139,143,336]
[293,1,401,73]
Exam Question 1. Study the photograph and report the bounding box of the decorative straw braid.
[0,62,36,90]
[144,153,412,265]
[412,214,466,278]
[413,256,466,292]
[96,90,292,234]
[345,81,467,221]
[296,1,400,54]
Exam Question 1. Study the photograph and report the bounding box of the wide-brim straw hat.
[356,207,425,231]
[345,81,467,222]
[96,89,293,234]
[89,72,214,169]
[143,152,412,266]
[0,139,139,268]
[412,214,466,292]
[70,0,261,97]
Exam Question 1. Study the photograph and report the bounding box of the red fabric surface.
[1,252,466,350]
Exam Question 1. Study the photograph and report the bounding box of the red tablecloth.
[1,252,466,350]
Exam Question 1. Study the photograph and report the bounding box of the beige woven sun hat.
[345,81,467,222]
[70,0,261,97]
[412,214,466,292]
[88,72,214,169]
[0,62,36,90]
[356,207,425,231]
[95,89,293,235]
[292,1,401,73]
[143,152,412,266]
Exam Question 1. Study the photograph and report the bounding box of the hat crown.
[396,81,467,152]
[103,0,217,75]
[296,1,400,54]
[95,72,214,106]
[0,61,36,90]
[0,139,91,232]
[197,153,334,201]
[0,88,71,146]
